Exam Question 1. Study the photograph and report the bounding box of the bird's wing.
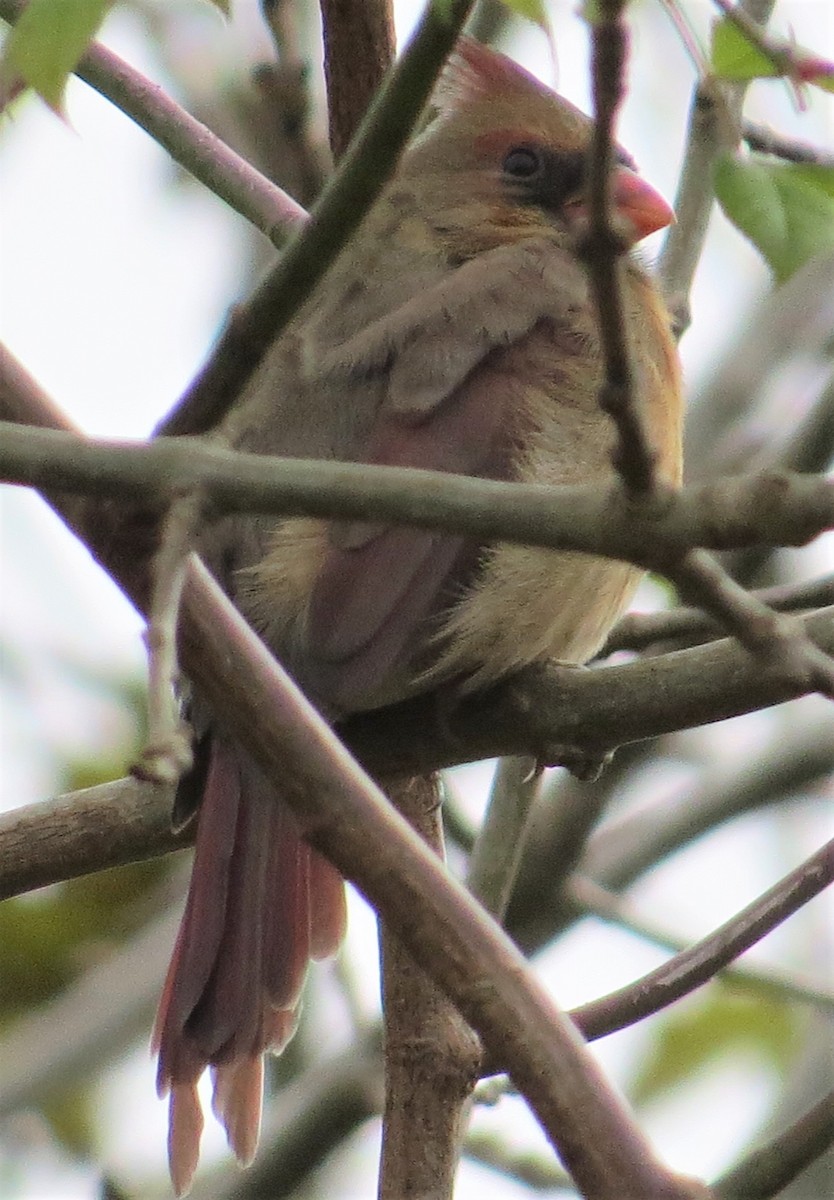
[299,236,588,711]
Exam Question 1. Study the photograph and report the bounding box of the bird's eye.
[502,146,544,179]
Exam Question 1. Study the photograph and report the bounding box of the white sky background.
[0,1,833,1197]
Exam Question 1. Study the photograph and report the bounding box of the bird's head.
[403,38,673,258]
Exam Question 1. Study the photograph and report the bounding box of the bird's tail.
[152,733,346,1195]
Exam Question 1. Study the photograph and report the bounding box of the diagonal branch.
[668,550,834,698]
[570,875,834,1014]
[603,575,834,655]
[570,839,834,1040]
[178,557,705,1200]
[712,1091,834,1200]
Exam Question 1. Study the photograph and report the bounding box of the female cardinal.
[153,37,682,1193]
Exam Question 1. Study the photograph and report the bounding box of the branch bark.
[2,422,832,563]
[377,776,481,1200]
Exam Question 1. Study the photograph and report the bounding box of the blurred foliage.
[632,987,801,1106]
[0,669,171,1020]
[0,670,174,1158]
[715,155,834,284]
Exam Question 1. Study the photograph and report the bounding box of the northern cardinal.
[153,37,682,1193]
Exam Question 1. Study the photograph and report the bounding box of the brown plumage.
[153,37,683,1193]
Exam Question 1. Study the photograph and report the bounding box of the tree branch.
[603,575,834,655]
[320,0,396,160]
[657,0,778,333]
[585,0,658,492]
[570,875,834,1014]
[175,558,705,1200]
[742,120,834,167]
[570,839,834,1040]
[0,777,185,903]
[2,422,832,564]
[5,624,833,905]
[712,1091,834,1200]
[667,549,834,698]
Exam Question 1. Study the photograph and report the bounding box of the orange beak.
[611,167,675,243]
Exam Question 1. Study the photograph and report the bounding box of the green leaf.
[203,0,231,15]
[0,0,113,112]
[632,991,798,1105]
[499,0,551,35]
[790,164,834,199]
[711,17,778,80]
[715,153,834,282]
[44,1087,96,1157]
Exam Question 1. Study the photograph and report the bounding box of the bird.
[152,36,683,1195]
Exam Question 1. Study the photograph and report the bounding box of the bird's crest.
[433,37,589,150]
[436,37,550,113]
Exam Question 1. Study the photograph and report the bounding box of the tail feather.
[262,803,311,1011]
[310,849,348,959]
[212,1056,264,1166]
[154,745,240,1053]
[167,1083,204,1198]
[154,733,346,1194]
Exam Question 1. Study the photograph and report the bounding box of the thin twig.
[135,494,203,783]
[602,574,834,655]
[743,120,834,167]
[570,875,834,1015]
[570,839,834,1041]
[670,549,834,699]
[711,0,828,85]
[656,0,710,76]
[712,1091,834,1200]
[466,757,541,921]
[585,0,658,492]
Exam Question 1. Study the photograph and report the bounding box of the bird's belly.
[429,544,640,689]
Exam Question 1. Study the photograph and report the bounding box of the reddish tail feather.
[153,734,346,1195]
